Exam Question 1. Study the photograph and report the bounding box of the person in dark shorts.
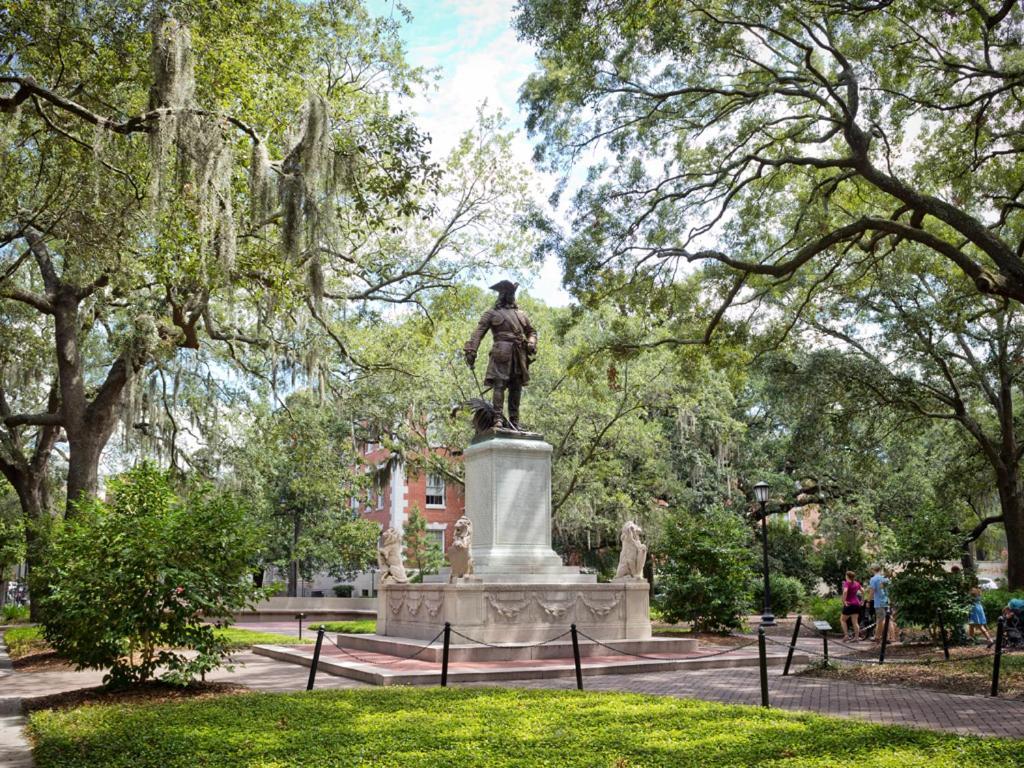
[839,569,863,641]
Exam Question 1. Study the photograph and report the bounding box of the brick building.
[358,442,466,552]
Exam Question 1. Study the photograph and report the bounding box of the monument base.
[379,581,651,643]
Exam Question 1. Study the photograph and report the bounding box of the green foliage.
[27,688,1023,767]
[3,625,46,659]
[805,597,842,633]
[764,524,817,591]
[403,506,443,583]
[890,563,971,632]
[813,507,872,595]
[1,604,29,623]
[308,620,376,634]
[979,589,1024,627]
[332,584,353,597]
[228,392,379,589]
[657,504,754,632]
[211,628,312,648]
[38,463,265,687]
[752,574,806,618]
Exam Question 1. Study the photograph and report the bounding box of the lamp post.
[754,481,774,627]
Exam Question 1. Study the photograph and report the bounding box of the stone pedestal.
[382,432,652,642]
[379,580,651,643]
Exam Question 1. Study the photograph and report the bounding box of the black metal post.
[783,615,802,676]
[571,624,583,690]
[821,629,829,664]
[306,627,325,691]
[296,612,305,640]
[441,622,451,687]
[759,501,774,626]
[878,608,891,665]
[990,616,1005,697]
[937,609,950,661]
[758,626,769,707]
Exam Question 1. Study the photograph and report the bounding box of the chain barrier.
[329,627,446,666]
[449,627,573,648]
[575,629,759,661]
[760,629,1002,667]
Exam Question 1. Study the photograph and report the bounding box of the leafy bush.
[980,588,1024,626]
[752,574,806,618]
[765,525,818,590]
[308,619,376,634]
[805,596,842,632]
[332,584,354,597]
[38,463,266,687]
[657,505,754,632]
[2,603,29,623]
[890,562,971,631]
[3,625,47,659]
[27,688,1024,767]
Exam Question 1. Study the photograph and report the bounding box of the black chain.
[329,627,445,666]
[576,629,759,661]
[449,627,573,648]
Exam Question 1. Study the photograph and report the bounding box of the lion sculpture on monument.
[448,515,474,582]
[613,520,647,581]
[378,527,408,584]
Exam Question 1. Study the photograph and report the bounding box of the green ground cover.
[28,688,1019,768]
[307,619,376,634]
[213,627,314,648]
[4,625,47,659]
[2,625,310,660]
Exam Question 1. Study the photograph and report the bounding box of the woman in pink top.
[839,570,863,641]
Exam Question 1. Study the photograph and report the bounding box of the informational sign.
[813,620,832,632]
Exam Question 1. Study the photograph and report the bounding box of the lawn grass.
[3,625,310,661]
[3,625,47,659]
[307,619,376,634]
[28,688,1020,768]
[212,627,314,648]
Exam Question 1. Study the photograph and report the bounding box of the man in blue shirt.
[869,565,889,642]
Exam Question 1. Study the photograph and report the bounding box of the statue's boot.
[507,382,522,429]
[492,385,507,427]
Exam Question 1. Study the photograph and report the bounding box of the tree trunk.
[11,477,50,621]
[287,512,301,597]
[66,439,104,513]
[1000,477,1024,589]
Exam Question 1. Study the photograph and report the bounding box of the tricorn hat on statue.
[488,279,519,293]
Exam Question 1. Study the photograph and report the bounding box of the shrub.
[656,504,754,632]
[890,562,971,631]
[38,463,266,687]
[331,584,353,598]
[805,596,842,632]
[3,625,47,659]
[752,574,806,618]
[2,603,30,623]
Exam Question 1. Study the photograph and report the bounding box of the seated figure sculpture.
[613,520,648,581]
[377,527,408,584]
[448,516,474,582]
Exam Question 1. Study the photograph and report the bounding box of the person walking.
[869,565,898,643]
[839,570,863,641]
[967,586,994,647]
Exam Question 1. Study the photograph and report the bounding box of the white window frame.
[425,473,446,508]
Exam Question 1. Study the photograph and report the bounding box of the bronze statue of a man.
[464,280,537,429]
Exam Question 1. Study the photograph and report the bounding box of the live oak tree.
[779,257,1024,586]
[516,0,1024,319]
[0,0,533,556]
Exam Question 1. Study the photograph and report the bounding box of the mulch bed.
[12,651,77,672]
[23,680,249,713]
[801,645,1024,699]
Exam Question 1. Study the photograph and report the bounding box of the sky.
[371,0,572,306]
